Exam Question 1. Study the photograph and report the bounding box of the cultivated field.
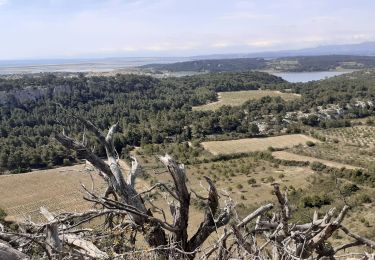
[0,161,129,223]
[289,142,375,168]
[192,90,301,111]
[272,151,360,169]
[201,134,319,155]
[321,125,375,147]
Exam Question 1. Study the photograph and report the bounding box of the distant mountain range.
[142,55,375,73]
[193,41,375,60]
[2,42,375,74]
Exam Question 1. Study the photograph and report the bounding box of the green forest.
[1,69,375,173]
[142,55,375,72]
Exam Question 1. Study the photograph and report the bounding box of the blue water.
[0,57,355,79]
[271,71,352,83]
[0,57,190,75]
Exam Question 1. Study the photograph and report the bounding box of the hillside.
[1,69,375,258]
[2,70,375,173]
[142,55,375,72]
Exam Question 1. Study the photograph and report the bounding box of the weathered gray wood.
[159,155,191,252]
[56,115,168,252]
[0,243,29,260]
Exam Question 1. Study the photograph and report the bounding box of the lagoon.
[271,71,353,83]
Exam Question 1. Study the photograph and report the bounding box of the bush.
[310,161,327,172]
[341,183,360,196]
[358,194,372,204]
[247,178,256,185]
[63,158,72,166]
[10,167,32,174]
[366,118,374,126]
[0,208,6,222]
[236,184,243,190]
[302,194,332,208]
[265,176,275,183]
[306,141,315,147]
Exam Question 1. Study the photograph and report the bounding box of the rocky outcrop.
[0,85,72,106]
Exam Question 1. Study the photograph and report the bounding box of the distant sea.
[0,57,191,75]
[0,58,355,82]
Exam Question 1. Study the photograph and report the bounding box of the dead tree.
[1,113,374,259]
[53,112,238,258]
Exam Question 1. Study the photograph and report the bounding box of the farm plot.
[201,134,319,155]
[321,125,375,147]
[289,143,373,168]
[193,90,301,111]
[272,151,360,169]
[0,161,130,223]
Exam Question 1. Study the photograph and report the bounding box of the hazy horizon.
[1,0,375,60]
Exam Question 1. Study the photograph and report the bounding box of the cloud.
[220,12,272,21]
[212,42,230,48]
[246,40,281,48]
[1,0,375,59]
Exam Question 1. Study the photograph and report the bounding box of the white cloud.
[212,42,230,48]
[220,12,272,21]
[1,0,375,59]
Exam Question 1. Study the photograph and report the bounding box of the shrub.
[236,184,243,190]
[0,208,6,222]
[63,158,72,166]
[310,161,327,172]
[247,178,256,185]
[358,194,372,204]
[306,141,315,147]
[366,118,374,126]
[302,194,332,208]
[341,183,360,196]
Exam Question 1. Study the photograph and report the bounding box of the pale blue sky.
[0,0,374,60]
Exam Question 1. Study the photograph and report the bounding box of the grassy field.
[192,90,301,111]
[272,151,360,169]
[201,134,319,155]
[0,161,129,222]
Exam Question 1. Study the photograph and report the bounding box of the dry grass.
[0,161,130,223]
[272,151,361,169]
[1,150,374,248]
[135,154,314,237]
[192,90,301,111]
[201,134,319,155]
